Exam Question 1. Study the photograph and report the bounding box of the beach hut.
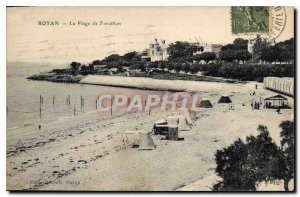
[139,131,156,150]
[199,98,213,108]
[263,77,294,97]
[167,115,192,131]
[218,95,232,103]
[124,130,141,148]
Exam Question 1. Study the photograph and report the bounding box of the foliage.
[69,62,81,75]
[220,38,251,62]
[167,41,199,61]
[279,121,295,191]
[193,52,216,63]
[233,38,248,50]
[252,35,268,62]
[261,38,294,63]
[200,62,294,81]
[65,37,293,78]
[213,124,290,191]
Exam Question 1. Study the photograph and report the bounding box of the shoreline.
[79,75,246,92]
[27,72,243,92]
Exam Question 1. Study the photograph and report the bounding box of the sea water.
[6,62,166,130]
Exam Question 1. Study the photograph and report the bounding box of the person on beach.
[255,84,258,89]
[251,102,253,109]
[38,125,41,130]
[277,107,281,114]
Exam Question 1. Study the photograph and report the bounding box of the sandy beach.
[6,81,294,191]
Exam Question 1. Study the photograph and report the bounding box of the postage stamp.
[232,6,287,39]
[231,6,270,34]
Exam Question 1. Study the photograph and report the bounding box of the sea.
[6,62,167,130]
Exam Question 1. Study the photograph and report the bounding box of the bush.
[200,62,294,81]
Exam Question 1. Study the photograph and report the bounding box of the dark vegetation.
[213,120,294,191]
[28,36,294,83]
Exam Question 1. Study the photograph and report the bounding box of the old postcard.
[6,6,295,191]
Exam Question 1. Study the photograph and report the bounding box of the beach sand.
[6,81,294,191]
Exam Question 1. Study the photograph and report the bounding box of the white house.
[141,39,169,62]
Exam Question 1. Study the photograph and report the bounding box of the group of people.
[265,102,273,109]
[251,101,261,110]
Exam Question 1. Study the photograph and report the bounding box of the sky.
[7,6,294,64]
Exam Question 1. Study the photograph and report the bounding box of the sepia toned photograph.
[6,6,295,191]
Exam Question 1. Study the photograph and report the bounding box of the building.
[141,39,169,62]
[192,43,222,58]
[141,39,222,62]
[93,65,107,71]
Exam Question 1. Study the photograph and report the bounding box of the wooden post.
[53,96,55,106]
[111,96,113,116]
[81,96,83,108]
[68,95,70,105]
[39,107,42,119]
[40,95,42,105]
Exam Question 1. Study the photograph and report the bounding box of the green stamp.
[232,6,269,34]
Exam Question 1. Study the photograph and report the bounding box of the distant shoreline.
[27,72,243,91]
[79,75,245,92]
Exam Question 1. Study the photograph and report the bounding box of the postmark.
[231,6,286,39]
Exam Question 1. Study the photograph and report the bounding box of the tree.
[70,62,81,75]
[166,62,175,72]
[279,121,294,191]
[233,38,248,50]
[261,46,277,63]
[174,63,182,73]
[200,52,216,63]
[158,61,166,71]
[105,54,121,62]
[219,50,236,62]
[213,139,253,191]
[167,41,198,60]
[123,51,138,61]
[80,64,89,75]
[149,62,158,69]
[181,63,190,74]
[213,124,286,191]
[190,64,199,74]
[88,64,95,74]
[253,35,268,62]
[192,54,202,62]
[275,39,294,64]
[235,50,251,62]
[221,44,235,51]
[91,60,102,65]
